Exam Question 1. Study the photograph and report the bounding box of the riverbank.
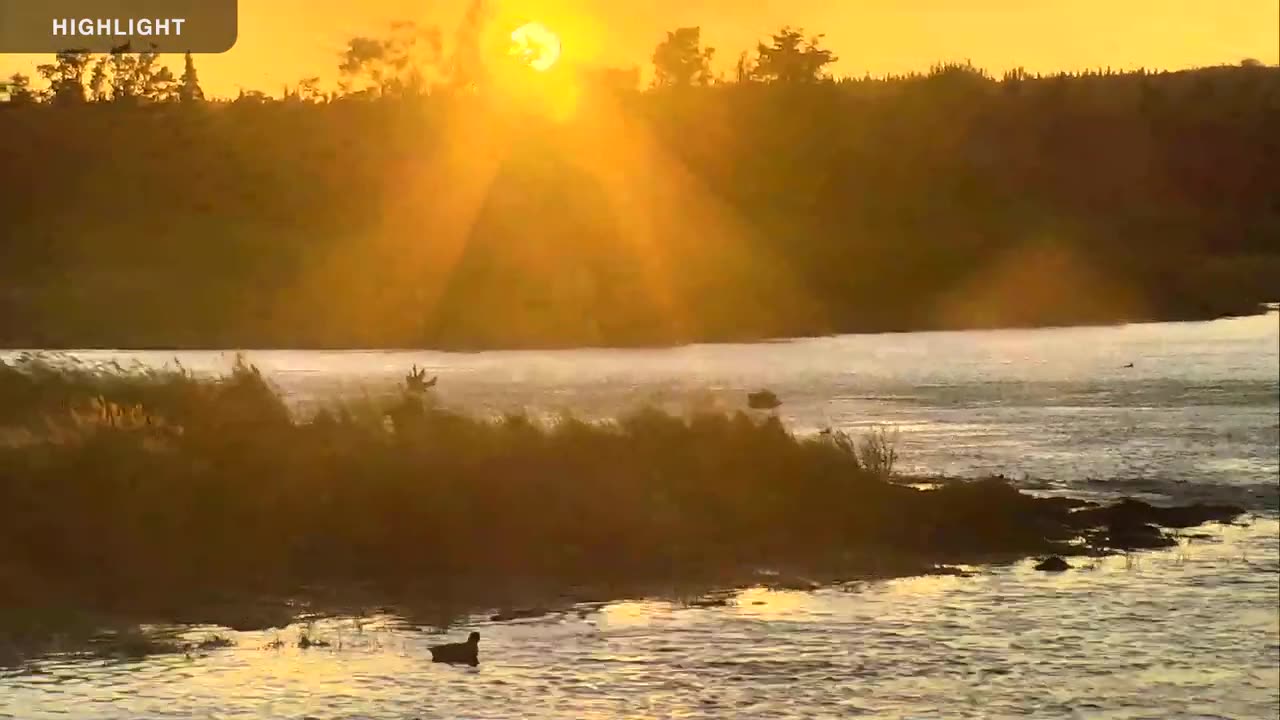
[7,519,1275,718]
[0,356,1250,664]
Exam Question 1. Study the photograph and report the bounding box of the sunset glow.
[510,22,562,72]
[4,0,1273,98]
[0,0,1276,716]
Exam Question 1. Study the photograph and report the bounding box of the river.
[3,312,1278,718]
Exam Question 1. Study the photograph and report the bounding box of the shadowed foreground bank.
[0,357,1245,659]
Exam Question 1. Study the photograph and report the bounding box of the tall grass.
[0,352,290,430]
[857,425,900,477]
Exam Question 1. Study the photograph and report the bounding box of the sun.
[509,22,562,72]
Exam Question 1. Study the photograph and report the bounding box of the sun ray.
[551,84,830,341]
[270,105,514,346]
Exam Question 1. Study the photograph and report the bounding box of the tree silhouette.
[338,36,385,96]
[180,52,205,103]
[651,27,715,87]
[295,76,324,103]
[87,56,110,101]
[136,45,177,102]
[23,45,183,105]
[3,73,37,105]
[233,89,270,105]
[339,21,443,97]
[108,43,139,101]
[752,27,836,84]
[385,21,443,96]
[36,49,90,105]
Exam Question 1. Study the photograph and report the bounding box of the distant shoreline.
[0,302,1268,353]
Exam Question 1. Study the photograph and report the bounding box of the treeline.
[0,21,1277,348]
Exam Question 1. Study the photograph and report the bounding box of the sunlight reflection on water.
[3,522,1276,718]
[2,314,1277,718]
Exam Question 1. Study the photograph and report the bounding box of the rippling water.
[3,314,1278,718]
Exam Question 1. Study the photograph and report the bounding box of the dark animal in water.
[747,389,781,410]
[430,631,479,665]
[1122,362,1134,369]
[405,365,438,393]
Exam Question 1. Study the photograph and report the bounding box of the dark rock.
[91,630,185,658]
[747,389,781,410]
[489,607,550,622]
[1154,502,1246,528]
[1041,496,1097,511]
[1073,497,1245,530]
[195,634,233,651]
[1089,523,1176,550]
[1065,497,1244,551]
[1034,556,1071,572]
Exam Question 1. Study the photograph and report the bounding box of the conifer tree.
[180,51,205,103]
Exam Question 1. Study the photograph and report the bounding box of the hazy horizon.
[2,0,1278,97]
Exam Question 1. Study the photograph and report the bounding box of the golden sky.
[4,0,1278,96]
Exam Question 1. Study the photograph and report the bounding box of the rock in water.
[747,389,781,410]
[489,608,549,622]
[1034,556,1071,572]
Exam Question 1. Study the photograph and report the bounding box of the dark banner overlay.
[0,0,237,53]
